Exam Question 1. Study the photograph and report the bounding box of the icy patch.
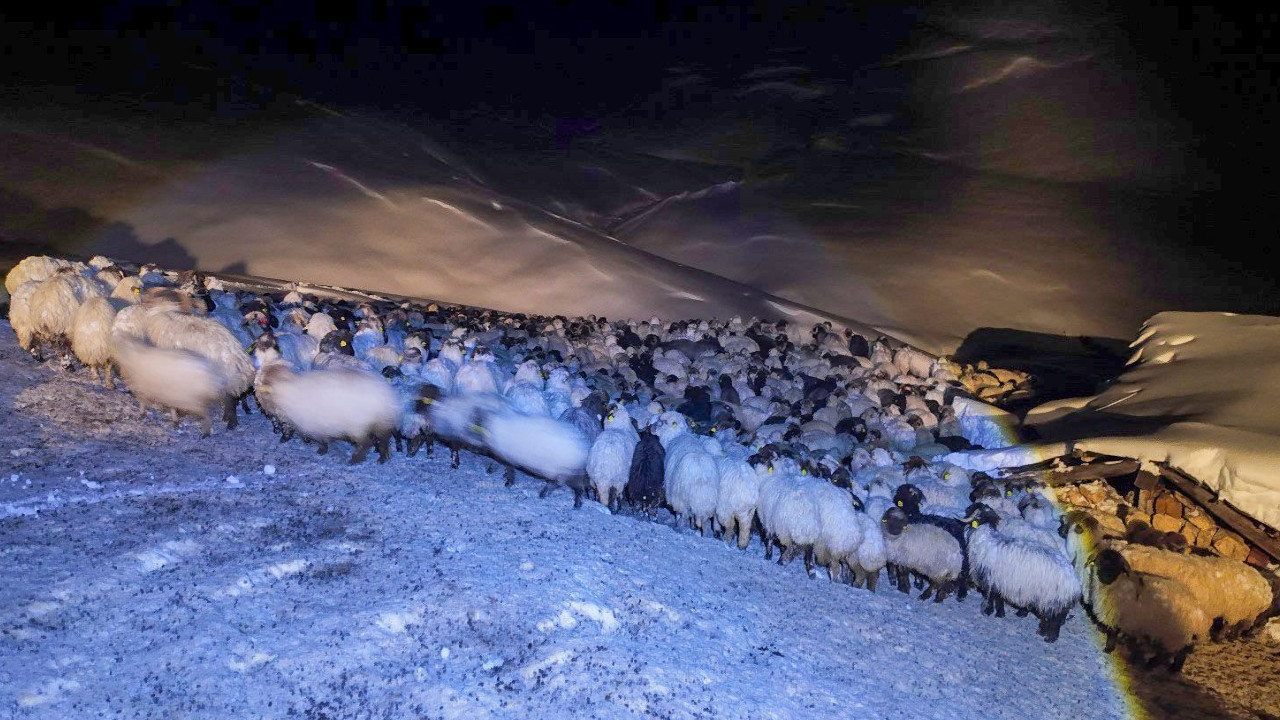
[18,678,81,708]
[376,609,423,634]
[227,650,275,673]
[565,601,620,633]
[519,649,574,682]
[135,539,200,572]
[267,559,309,579]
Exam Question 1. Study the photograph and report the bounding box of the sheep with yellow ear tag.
[587,404,640,513]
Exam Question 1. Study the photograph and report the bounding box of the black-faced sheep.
[1089,548,1209,672]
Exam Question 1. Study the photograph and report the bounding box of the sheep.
[713,448,762,550]
[1119,544,1278,641]
[475,407,590,506]
[666,448,721,537]
[963,504,1081,642]
[254,363,400,463]
[398,384,440,457]
[111,333,228,436]
[756,462,822,573]
[144,304,255,428]
[4,255,71,295]
[881,507,964,602]
[430,391,508,469]
[587,404,639,512]
[7,280,40,354]
[625,427,666,513]
[72,296,124,387]
[28,269,107,359]
[1088,548,1210,672]
[810,482,865,583]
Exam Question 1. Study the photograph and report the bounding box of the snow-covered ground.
[0,321,1131,719]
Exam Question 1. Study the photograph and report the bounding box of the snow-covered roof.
[1026,312,1280,530]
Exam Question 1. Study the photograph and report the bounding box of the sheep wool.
[258,365,401,463]
[587,407,639,512]
[479,410,590,503]
[966,517,1081,641]
[1091,551,1209,672]
[72,296,121,386]
[713,451,762,550]
[5,255,71,295]
[112,334,228,436]
[1120,544,1275,639]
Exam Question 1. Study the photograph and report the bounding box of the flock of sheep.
[5,254,1278,673]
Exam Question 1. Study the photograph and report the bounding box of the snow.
[0,321,1130,718]
[1026,312,1280,529]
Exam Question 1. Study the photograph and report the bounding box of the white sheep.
[476,408,590,506]
[756,464,822,573]
[112,333,229,436]
[587,405,639,512]
[810,482,865,583]
[255,363,401,463]
[27,270,107,357]
[7,280,40,353]
[713,448,762,550]
[144,306,255,428]
[964,504,1081,642]
[72,296,125,387]
[1089,548,1210,672]
[1120,544,1277,640]
[4,255,72,294]
[666,449,721,537]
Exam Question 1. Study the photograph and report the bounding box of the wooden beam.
[1156,463,1280,563]
[1001,458,1141,488]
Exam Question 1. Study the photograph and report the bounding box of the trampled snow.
[0,321,1130,718]
[1026,312,1280,530]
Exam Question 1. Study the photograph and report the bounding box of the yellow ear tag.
[423,398,433,405]
[767,465,774,474]
[340,340,347,347]
[607,415,614,422]
[469,424,487,436]
[1005,490,1013,497]
[943,471,950,480]
[800,467,807,475]
[710,427,717,434]
[971,520,979,528]
[132,287,141,294]
[896,500,903,507]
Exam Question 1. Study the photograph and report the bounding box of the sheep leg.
[486,462,496,475]
[104,363,115,389]
[919,583,934,601]
[375,434,392,463]
[240,394,253,414]
[572,486,583,509]
[981,591,996,616]
[736,515,753,550]
[406,434,421,457]
[170,409,181,429]
[780,544,797,566]
[697,518,707,537]
[350,437,374,464]
[1103,631,1118,654]
[955,579,968,602]
[1168,646,1192,673]
[606,488,618,513]
[913,574,925,591]
[1040,611,1067,643]
[1015,608,1030,618]
[539,481,556,499]
[934,581,955,603]
[865,569,878,593]
[803,547,814,575]
[394,433,404,454]
[222,398,239,430]
[199,412,213,438]
[88,366,100,383]
[992,594,1006,618]
[827,563,842,583]
[894,567,911,594]
[280,426,294,442]
[504,465,516,486]
[450,445,460,469]
[423,437,434,457]
[316,441,329,456]
[763,534,774,561]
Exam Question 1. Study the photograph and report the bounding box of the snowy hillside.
[0,320,1134,719]
[1027,312,1280,530]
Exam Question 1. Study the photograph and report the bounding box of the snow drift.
[1026,312,1280,530]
